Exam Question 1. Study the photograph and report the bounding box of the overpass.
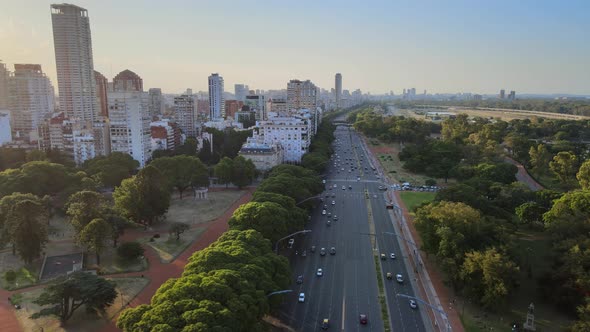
[332,121,352,127]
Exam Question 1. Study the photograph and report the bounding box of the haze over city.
[2,0,589,95]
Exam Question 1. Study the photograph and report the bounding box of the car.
[332,193,336,197]
[327,212,332,217]
[396,274,404,283]
[341,168,344,171]
[390,253,396,259]
[322,179,326,184]
[311,245,316,252]
[359,314,368,324]
[357,177,360,181]
[348,185,352,189]
[316,268,323,276]
[331,200,335,205]
[322,209,326,215]
[320,248,326,256]
[409,300,418,309]
[326,220,331,226]
[321,318,329,329]
[298,292,305,302]
[378,185,383,190]
[333,184,337,188]
[302,250,307,257]
[381,253,386,260]
[386,272,392,279]
[296,275,303,284]
[324,204,328,209]
[342,186,346,190]
[333,215,338,220]
[330,247,336,255]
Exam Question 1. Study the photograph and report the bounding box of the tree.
[117,242,144,261]
[460,248,519,310]
[572,297,590,332]
[549,151,578,183]
[231,156,256,188]
[32,272,117,324]
[169,222,189,241]
[543,190,590,240]
[228,202,290,243]
[65,190,106,233]
[83,152,139,188]
[214,157,233,187]
[529,144,551,173]
[150,155,208,199]
[78,218,112,265]
[577,160,590,190]
[515,202,546,226]
[114,166,171,226]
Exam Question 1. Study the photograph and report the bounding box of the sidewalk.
[0,187,254,332]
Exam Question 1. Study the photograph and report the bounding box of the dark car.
[296,275,303,284]
[330,247,336,255]
[320,247,326,256]
[311,245,316,252]
[359,314,368,324]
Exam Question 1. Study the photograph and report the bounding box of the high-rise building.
[508,90,516,100]
[234,84,248,102]
[94,70,108,117]
[245,94,266,120]
[287,79,318,110]
[0,111,12,146]
[108,91,151,167]
[113,69,143,92]
[148,88,163,118]
[174,94,196,137]
[50,4,97,122]
[0,62,9,109]
[499,89,505,99]
[224,100,244,119]
[335,73,342,108]
[208,73,224,120]
[8,64,55,142]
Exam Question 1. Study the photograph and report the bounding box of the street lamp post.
[396,293,451,332]
[275,230,312,254]
[383,231,423,270]
[267,289,293,297]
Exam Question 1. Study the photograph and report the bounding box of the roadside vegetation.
[350,108,590,330]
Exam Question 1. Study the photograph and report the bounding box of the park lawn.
[399,191,436,212]
[459,230,574,332]
[11,277,148,332]
[139,227,206,263]
[165,190,245,225]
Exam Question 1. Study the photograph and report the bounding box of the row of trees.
[349,108,437,144]
[116,116,333,331]
[214,155,257,188]
[395,98,590,117]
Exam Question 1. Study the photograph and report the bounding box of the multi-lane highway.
[277,124,429,331]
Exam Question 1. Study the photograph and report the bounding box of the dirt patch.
[138,227,206,263]
[165,190,245,225]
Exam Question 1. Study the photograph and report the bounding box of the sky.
[1,0,589,95]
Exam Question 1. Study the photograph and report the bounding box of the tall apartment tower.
[208,73,225,120]
[287,79,318,110]
[0,62,9,109]
[335,73,342,109]
[174,95,196,137]
[148,88,163,118]
[94,70,108,117]
[499,89,506,99]
[50,4,97,122]
[8,64,55,142]
[234,84,249,102]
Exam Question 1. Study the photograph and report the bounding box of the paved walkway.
[504,157,544,191]
[0,187,254,332]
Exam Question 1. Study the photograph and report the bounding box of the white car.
[317,268,323,276]
[299,293,305,303]
[322,209,326,215]
[331,200,335,205]
[322,179,326,184]
[333,184,338,188]
[390,253,396,259]
[409,300,417,309]
[396,274,404,283]
[342,186,346,190]
[288,238,295,246]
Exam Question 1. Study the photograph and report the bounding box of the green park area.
[399,191,436,212]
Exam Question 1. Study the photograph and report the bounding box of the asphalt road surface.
[277,125,428,332]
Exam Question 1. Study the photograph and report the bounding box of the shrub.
[153,234,160,238]
[4,270,17,283]
[117,242,145,261]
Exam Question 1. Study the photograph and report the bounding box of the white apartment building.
[208,73,224,120]
[108,91,151,167]
[0,111,12,146]
[51,4,98,123]
[253,116,312,163]
[287,79,318,111]
[173,94,196,137]
[73,129,96,164]
[8,64,55,142]
[239,137,284,171]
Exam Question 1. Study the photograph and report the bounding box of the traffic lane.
[369,184,426,332]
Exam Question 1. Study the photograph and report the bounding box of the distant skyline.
[2,0,589,95]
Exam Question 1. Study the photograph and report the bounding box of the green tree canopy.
[231,155,256,189]
[214,157,233,187]
[577,160,590,190]
[83,152,139,188]
[549,151,578,183]
[78,218,112,265]
[150,155,209,199]
[228,201,290,243]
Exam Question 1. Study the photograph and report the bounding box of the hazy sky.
[2,0,589,95]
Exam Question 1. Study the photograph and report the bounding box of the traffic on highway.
[277,124,429,331]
